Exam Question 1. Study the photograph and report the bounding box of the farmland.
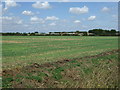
[2,36,119,88]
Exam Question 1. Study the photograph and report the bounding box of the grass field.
[2,36,118,69]
[2,36,119,88]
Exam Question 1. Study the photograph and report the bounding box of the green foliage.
[69,60,78,63]
[88,29,119,36]
[83,68,93,74]
[25,72,47,82]
[2,76,13,87]
[52,67,64,80]
[15,78,21,82]
[26,75,42,82]
[91,59,100,65]
[39,72,49,77]
[1,29,119,36]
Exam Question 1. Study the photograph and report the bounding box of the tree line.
[1,29,119,36]
[88,29,119,36]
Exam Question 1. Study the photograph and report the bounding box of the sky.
[0,1,118,33]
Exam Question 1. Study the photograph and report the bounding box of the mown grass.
[2,36,119,88]
[2,50,119,88]
[2,36,118,69]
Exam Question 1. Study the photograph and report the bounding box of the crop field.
[2,36,119,88]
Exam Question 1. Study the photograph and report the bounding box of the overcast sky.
[0,1,118,33]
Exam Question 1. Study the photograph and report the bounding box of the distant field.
[2,36,118,69]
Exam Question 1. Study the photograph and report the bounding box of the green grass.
[2,36,119,88]
[2,50,119,88]
[26,75,42,82]
[52,67,64,80]
[2,36,118,69]
[2,76,13,88]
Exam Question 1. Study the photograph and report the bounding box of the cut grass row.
[2,50,119,88]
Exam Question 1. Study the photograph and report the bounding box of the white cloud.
[32,1,51,9]
[4,0,18,10]
[16,20,23,24]
[58,0,69,2]
[88,16,96,21]
[49,23,56,26]
[74,20,81,23]
[112,15,118,23]
[0,2,2,7]
[0,3,2,16]
[112,15,117,18]
[45,16,59,20]
[30,16,44,23]
[102,7,110,12]
[69,6,88,14]
[24,25,29,27]
[30,16,40,21]
[2,16,25,32]
[22,10,34,16]
[0,16,13,20]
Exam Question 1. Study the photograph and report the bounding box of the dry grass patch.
[2,40,27,43]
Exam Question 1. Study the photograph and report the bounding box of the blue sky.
[1,1,118,33]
